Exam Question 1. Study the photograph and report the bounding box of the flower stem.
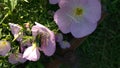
[0,11,10,24]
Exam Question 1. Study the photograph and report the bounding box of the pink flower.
[8,53,26,64]
[23,43,40,61]
[59,41,70,49]
[54,0,101,38]
[20,40,32,53]
[49,0,60,4]
[55,33,71,49]
[9,23,23,41]
[55,33,63,43]
[0,40,11,56]
[32,22,56,56]
[31,24,39,38]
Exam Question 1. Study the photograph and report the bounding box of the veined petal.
[23,45,40,61]
[59,41,70,49]
[54,7,73,33]
[8,53,26,64]
[55,33,63,43]
[59,0,87,8]
[83,0,101,23]
[26,48,40,61]
[40,30,56,56]
[35,22,56,56]
[8,54,18,64]
[9,23,23,41]
[0,40,11,56]
[31,25,39,37]
[17,53,27,63]
[70,18,97,38]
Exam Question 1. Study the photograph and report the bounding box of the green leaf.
[10,0,17,11]
[0,28,2,39]
[26,62,44,68]
[23,0,29,3]
[4,0,8,3]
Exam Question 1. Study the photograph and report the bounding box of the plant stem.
[0,11,10,24]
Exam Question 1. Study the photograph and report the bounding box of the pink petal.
[40,31,56,56]
[55,33,63,42]
[0,41,11,56]
[23,46,40,61]
[70,18,97,38]
[27,48,40,61]
[35,22,56,56]
[9,23,23,41]
[59,0,87,8]
[31,25,39,37]
[83,0,101,23]
[59,41,70,49]
[8,53,26,64]
[8,54,18,64]
[20,40,32,53]
[17,53,27,63]
[54,7,73,33]
[9,23,21,35]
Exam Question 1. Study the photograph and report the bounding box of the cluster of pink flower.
[0,0,101,64]
[9,22,56,63]
[0,22,70,64]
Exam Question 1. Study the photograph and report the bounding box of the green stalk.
[0,11,10,24]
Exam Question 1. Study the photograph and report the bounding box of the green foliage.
[9,0,17,11]
[0,28,2,39]
[25,61,44,68]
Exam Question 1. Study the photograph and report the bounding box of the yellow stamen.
[74,8,83,16]
[0,41,8,50]
[2,41,7,45]
[32,42,37,50]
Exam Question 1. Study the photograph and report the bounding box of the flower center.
[74,8,83,16]
[2,41,7,45]
[32,42,37,50]
[0,41,7,49]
